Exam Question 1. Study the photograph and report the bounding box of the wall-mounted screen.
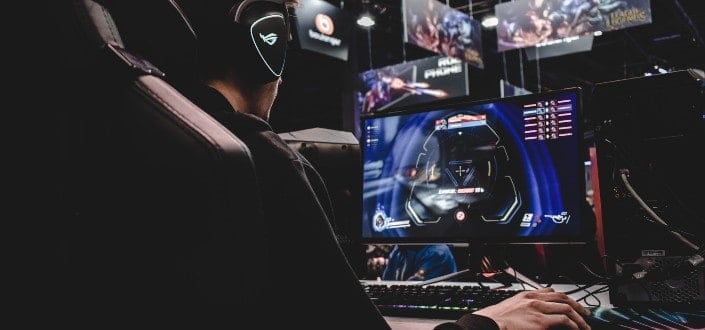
[402,0,484,69]
[356,55,469,115]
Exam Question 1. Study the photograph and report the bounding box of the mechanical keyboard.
[361,280,527,319]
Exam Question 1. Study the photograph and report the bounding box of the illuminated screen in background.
[356,56,469,114]
[353,55,469,138]
[402,0,484,69]
[360,88,588,244]
[496,0,652,52]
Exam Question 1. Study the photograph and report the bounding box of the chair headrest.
[73,0,125,50]
[77,0,198,85]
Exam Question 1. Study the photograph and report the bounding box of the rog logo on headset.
[259,32,278,45]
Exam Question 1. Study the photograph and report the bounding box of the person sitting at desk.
[178,0,592,328]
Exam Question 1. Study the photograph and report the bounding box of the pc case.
[591,69,705,308]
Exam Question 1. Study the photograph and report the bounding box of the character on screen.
[501,8,553,48]
[582,0,629,31]
[407,0,443,53]
[543,0,595,36]
[364,244,458,282]
[382,244,457,281]
[398,112,521,227]
[361,78,392,113]
[438,10,482,65]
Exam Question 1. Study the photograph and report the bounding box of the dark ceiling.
[270,0,705,133]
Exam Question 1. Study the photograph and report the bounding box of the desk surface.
[387,309,705,330]
[367,281,611,330]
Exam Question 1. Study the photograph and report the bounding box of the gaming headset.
[227,0,291,83]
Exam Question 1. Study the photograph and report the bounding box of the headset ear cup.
[231,1,289,83]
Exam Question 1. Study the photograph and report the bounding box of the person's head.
[179,0,299,119]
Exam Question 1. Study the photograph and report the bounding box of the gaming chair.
[43,0,268,322]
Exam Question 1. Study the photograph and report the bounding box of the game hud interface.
[361,89,587,243]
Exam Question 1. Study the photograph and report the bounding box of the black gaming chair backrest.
[51,0,268,318]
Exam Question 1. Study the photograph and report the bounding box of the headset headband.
[229,0,286,23]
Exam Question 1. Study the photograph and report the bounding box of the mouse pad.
[587,307,705,329]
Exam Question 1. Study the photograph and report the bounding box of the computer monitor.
[360,87,590,245]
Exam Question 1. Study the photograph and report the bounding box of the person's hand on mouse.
[471,287,591,330]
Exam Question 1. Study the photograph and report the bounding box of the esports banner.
[496,0,652,52]
[293,0,351,60]
[356,55,469,115]
[402,0,484,69]
[523,35,594,60]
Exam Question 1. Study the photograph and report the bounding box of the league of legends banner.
[496,0,652,52]
[402,0,484,69]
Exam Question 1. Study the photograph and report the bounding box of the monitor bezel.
[358,87,590,246]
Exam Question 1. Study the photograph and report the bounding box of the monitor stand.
[419,242,544,289]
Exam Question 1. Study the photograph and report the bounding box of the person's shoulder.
[249,130,300,162]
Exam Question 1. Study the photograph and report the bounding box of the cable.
[619,169,700,251]
[562,281,604,295]
[367,28,373,70]
[601,137,705,227]
[475,275,488,289]
[575,285,608,307]
[512,267,526,291]
[555,274,606,308]
[535,47,541,92]
[519,49,525,90]
[601,254,623,268]
[578,262,611,282]
[501,258,544,289]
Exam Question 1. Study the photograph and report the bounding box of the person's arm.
[434,287,592,330]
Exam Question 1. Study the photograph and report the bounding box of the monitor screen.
[360,88,589,244]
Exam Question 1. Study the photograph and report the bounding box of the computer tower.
[591,69,705,308]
